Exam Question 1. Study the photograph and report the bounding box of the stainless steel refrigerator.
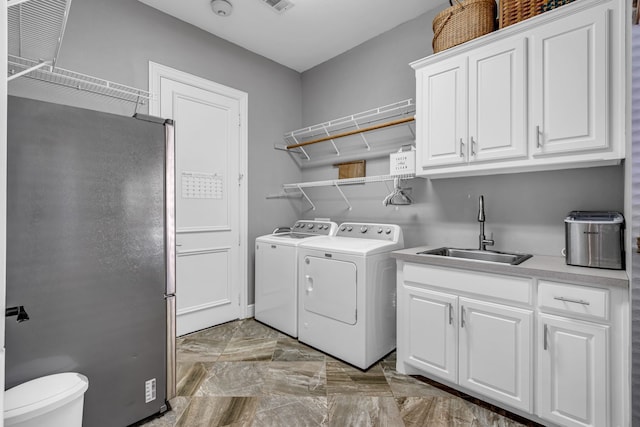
[5,96,176,427]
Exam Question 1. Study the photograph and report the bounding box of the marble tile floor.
[140,319,540,427]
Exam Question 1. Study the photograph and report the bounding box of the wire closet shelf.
[279,99,416,162]
[7,0,152,106]
[277,173,416,211]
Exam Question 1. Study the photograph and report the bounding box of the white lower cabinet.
[458,298,532,412]
[397,262,628,426]
[536,314,609,427]
[398,265,533,412]
[403,286,458,382]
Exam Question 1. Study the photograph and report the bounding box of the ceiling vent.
[259,0,294,14]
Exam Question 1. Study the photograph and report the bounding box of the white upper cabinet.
[468,37,528,162]
[411,0,625,178]
[530,5,608,155]
[416,55,467,168]
[416,36,527,169]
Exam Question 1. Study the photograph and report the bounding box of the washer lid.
[257,232,327,246]
[299,236,404,255]
[5,373,88,421]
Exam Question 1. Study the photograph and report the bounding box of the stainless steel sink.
[417,247,533,265]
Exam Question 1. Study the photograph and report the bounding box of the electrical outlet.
[145,378,156,403]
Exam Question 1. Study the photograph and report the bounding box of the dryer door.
[302,255,357,325]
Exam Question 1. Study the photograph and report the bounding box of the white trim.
[149,61,249,321]
[177,247,231,257]
[177,226,231,234]
[246,304,255,319]
[177,299,233,316]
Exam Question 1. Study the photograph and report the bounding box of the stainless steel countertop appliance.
[564,211,624,270]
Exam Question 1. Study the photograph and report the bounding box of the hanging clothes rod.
[285,116,415,150]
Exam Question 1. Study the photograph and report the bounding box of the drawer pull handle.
[460,306,466,328]
[448,303,453,325]
[554,296,590,306]
[543,324,548,350]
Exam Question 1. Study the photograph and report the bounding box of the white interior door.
[150,63,248,336]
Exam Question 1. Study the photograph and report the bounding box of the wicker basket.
[499,0,545,28]
[432,0,497,54]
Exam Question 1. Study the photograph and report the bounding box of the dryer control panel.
[336,223,403,242]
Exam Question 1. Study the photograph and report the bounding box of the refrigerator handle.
[165,121,176,297]
[164,121,177,401]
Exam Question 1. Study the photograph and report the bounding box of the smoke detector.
[211,0,233,17]
[259,0,294,14]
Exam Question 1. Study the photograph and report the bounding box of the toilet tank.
[4,373,89,427]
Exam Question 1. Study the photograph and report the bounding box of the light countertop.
[392,246,629,288]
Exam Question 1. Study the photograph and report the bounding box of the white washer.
[255,220,337,337]
[297,222,404,369]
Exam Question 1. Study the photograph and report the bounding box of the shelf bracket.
[297,185,316,210]
[291,135,310,160]
[407,120,416,139]
[354,121,371,151]
[7,60,50,82]
[334,182,353,211]
[322,125,340,156]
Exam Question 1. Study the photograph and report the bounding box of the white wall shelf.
[7,0,151,107]
[277,99,416,168]
[272,173,416,210]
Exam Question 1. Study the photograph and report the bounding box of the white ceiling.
[138,0,443,72]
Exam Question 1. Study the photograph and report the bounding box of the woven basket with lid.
[432,0,497,54]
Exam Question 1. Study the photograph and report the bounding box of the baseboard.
[245,304,255,318]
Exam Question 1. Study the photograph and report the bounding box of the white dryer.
[297,222,404,369]
[255,220,337,337]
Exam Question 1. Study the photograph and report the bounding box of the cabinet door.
[415,55,467,170]
[530,4,608,155]
[458,298,532,412]
[402,286,458,383]
[537,314,609,427]
[468,37,528,162]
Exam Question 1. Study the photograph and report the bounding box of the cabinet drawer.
[538,280,609,321]
[402,263,532,305]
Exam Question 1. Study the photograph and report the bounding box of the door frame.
[148,62,249,319]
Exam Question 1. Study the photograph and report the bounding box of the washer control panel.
[289,220,338,236]
[336,223,402,242]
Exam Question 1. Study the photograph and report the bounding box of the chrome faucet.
[478,195,495,251]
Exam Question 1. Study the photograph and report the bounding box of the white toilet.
[4,372,89,427]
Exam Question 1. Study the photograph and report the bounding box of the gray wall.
[299,4,624,256]
[8,0,303,304]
